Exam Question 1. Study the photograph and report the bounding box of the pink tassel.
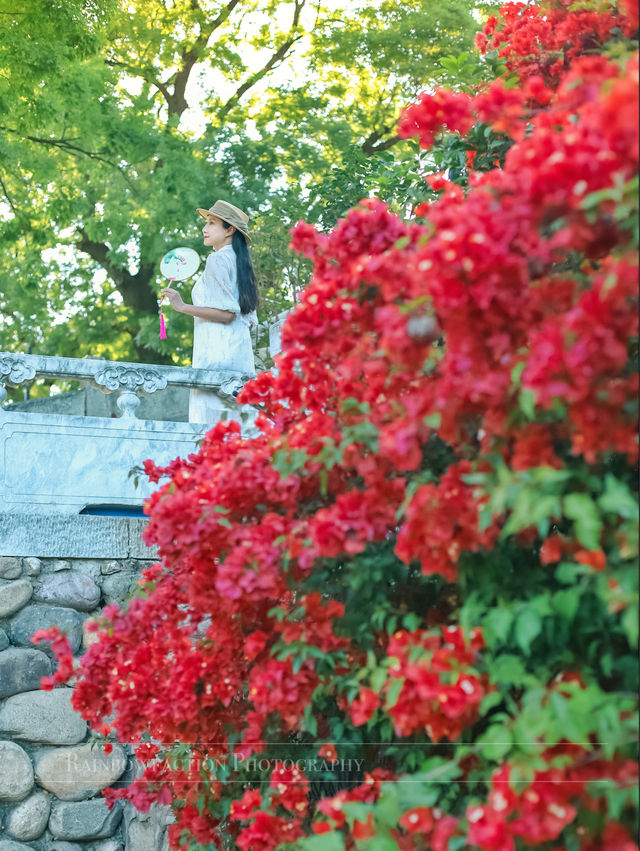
[159,311,167,339]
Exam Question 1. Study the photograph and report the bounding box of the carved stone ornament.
[0,355,37,387]
[93,366,168,396]
[218,377,245,401]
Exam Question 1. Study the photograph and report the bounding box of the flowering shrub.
[38,2,638,849]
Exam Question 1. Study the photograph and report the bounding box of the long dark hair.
[222,221,259,314]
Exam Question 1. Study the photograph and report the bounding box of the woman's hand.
[160,287,186,312]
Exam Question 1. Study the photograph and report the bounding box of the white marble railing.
[0,352,255,419]
[0,310,294,515]
[0,352,259,515]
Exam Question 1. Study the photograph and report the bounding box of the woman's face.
[202,215,234,250]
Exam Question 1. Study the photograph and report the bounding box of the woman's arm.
[160,287,235,324]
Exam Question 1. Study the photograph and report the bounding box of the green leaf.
[402,613,422,631]
[384,677,404,710]
[563,493,602,550]
[555,561,590,584]
[529,593,553,617]
[271,448,308,479]
[514,609,542,654]
[551,589,579,622]
[414,757,463,783]
[479,692,504,715]
[490,655,529,686]
[423,412,441,429]
[374,789,401,827]
[511,361,526,384]
[484,606,513,646]
[366,838,401,851]
[342,802,374,825]
[299,833,345,851]
[370,667,387,693]
[622,606,638,647]
[302,705,317,736]
[478,724,513,760]
[519,388,536,419]
[598,475,637,519]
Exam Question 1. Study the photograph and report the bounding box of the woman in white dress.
[160,200,259,424]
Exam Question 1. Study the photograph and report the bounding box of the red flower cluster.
[383,626,487,741]
[398,89,474,149]
[37,2,638,848]
[269,761,309,815]
[228,766,310,850]
[235,811,303,851]
[272,592,349,653]
[476,1,637,84]
[396,463,500,581]
[32,626,74,689]
[313,769,394,834]
[464,759,638,851]
[247,658,319,734]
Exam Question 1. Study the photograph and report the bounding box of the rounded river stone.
[0,688,86,745]
[0,648,52,699]
[0,741,34,801]
[5,790,50,840]
[0,840,37,851]
[34,743,126,801]
[48,799,123,840]
[35,572,100,612]
[10,605,83,654]
[0,557,22,579]
[0,579,33,618]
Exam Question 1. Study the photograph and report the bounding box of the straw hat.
[196,200,251,243]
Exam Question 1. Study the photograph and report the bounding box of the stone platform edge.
[0,513,158,559]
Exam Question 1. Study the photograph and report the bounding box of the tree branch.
[219,0,306,118]
[105,58,172,104]
[108,0,242,119]
[167,0,243,117]
[361,129,401,156]
[1,127,136,188]
[0,173,19,220]
[76,229,159,314]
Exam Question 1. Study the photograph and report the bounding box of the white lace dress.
[188,244,257,424]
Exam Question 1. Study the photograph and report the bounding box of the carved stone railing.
[0,352,255,419]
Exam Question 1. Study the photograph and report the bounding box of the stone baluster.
[92,365,168,419]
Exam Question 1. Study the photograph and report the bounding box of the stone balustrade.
[0,352,255,419]
[0,352,261,516]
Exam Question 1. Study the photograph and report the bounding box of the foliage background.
[0,0,498,381]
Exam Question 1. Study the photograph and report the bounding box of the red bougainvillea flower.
[399,806,434,834]
[318,743,338,761]
[348,687,381,726]
[230,789,262,822]
[269,762,309,815]
[32,627,74,689]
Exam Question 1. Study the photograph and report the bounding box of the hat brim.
[196,208,251,243]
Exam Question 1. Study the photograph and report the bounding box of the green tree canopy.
[0,0,488,367]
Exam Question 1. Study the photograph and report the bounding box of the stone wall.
[0,540,171,849]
